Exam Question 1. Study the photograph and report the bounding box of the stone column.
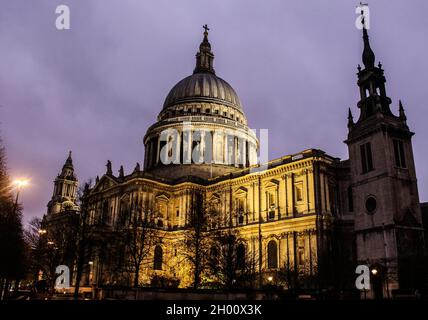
[282,174,288,217]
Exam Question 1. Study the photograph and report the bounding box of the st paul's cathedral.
[44,23,427,299]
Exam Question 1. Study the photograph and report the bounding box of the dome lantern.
[194,24,215,74]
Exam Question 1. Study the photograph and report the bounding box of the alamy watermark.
[355,3,370,30]
[55,265,70,289]
[355,264,371,290]
[156,122,269,173]
[55,5,70,30]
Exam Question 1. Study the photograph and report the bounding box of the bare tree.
[24,213,78,295]
[179,192,212,289]
[73,181,92,299]
[24,218,45,283]
[206,225,257,289]
[123,201,163,288]
[0,138,26,300]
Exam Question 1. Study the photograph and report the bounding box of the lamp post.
[12,179,29,212]
[5,179,29,298]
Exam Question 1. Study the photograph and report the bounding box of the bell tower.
[47,151,79,215]
[346,22,425,298]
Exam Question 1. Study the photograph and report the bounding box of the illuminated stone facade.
[45,26,426,298]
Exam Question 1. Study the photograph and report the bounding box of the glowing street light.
[38,229,47,235]
[267,276,273,282]
[12,178,30,207]
[13,179,30,189]
[9,178,30,223]
[371,268,378,275]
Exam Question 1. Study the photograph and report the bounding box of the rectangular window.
[360,142,374,173]
[268,192,275,208]
[347,186,354,212]
[295,183,303,202]
[267,192,276,220]
[393,139,407,168]
[298,247,305,266]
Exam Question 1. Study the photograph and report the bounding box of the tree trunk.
[13,279,20,295]
[134,265,140,288]
[73,235,86,300]
[73,256,84,299]
[193,235,201,290]
[73,209,87,300]
[0,278,5,300]
[3,279,10,300]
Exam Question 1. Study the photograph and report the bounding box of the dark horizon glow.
[1,0,427,225]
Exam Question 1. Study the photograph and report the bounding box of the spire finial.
[361,8,375,69]
[133,162,141,173]
[399,100,407,122]
[203,24,209,35]
[348,108,354,128]
[194,24,215,74]
[62,150,74,172]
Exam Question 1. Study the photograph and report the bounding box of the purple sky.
[1,0,427,225]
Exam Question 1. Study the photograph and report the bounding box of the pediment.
[208,193,221,202]
[264,179,280,189]
[92,175,118,193]
[234,186,248,196]
[155,193,170,202]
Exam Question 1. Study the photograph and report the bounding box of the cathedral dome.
[163,72,243,111]
[143,26,258,180]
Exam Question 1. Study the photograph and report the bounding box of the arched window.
[267,240,278,269]
[153,245,163,270]
[236,243,246,270]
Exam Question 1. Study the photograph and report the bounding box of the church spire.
[59,150,74,178]
[362,18,375,69]
[47,150,79,215]
[193,24,215,74]
[63,150,73,170]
